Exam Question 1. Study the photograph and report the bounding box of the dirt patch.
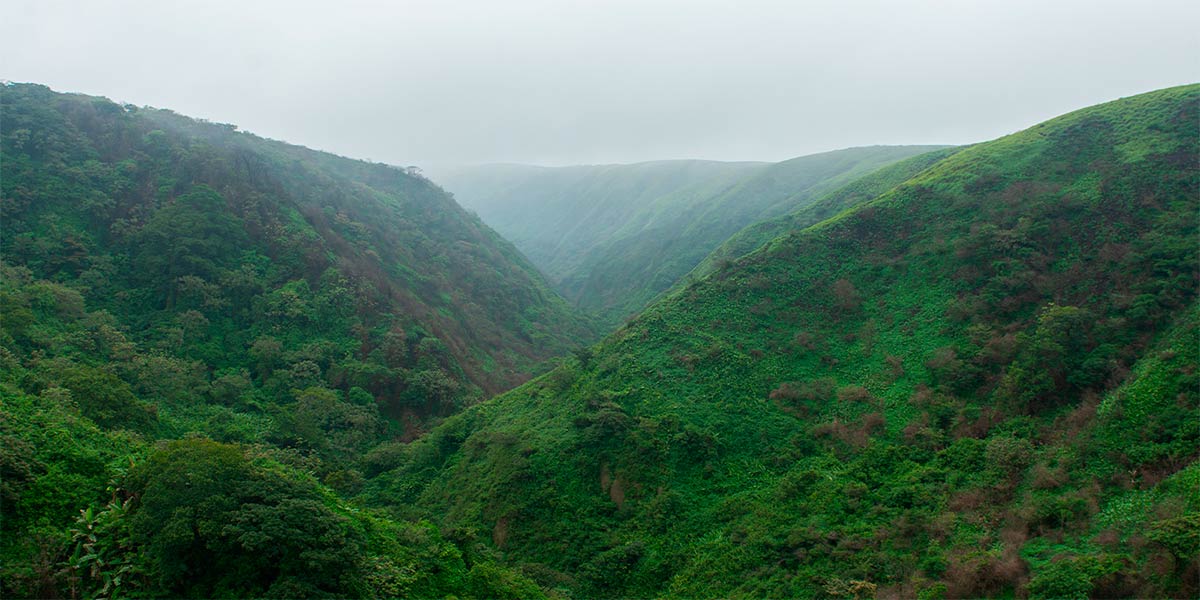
[493,515,511,548]
[609,474,627,510]
[599,462,630,510]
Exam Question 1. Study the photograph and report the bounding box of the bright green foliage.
[435,146,945,325]
[0,384,137,596]
[68,496,147,600]
[366,85,1200,598]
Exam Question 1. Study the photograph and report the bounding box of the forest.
[1,81,1197,599]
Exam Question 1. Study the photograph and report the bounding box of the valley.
[1,82,1197,599]
[433,145,946,325]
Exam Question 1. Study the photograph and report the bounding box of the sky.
[3,0,1198,167]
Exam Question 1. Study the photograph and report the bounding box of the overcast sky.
[4,0,1198,166]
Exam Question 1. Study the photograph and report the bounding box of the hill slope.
[434,146,943,324]
[428,160,765,285]
[1,83,595,399]
[0,83,597,596]
[688,146,965,281]
[368,85,1200,598]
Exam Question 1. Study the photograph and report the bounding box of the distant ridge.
[432,145,944,324]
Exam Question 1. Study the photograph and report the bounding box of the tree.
[125,439,363,597]
[832,278,862,314]
[57,365,156,432]
[132,186,246,309]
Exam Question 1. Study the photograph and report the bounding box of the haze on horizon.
[3,0,1197,168]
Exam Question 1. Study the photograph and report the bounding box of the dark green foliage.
[48,439,546,599]
[55,364,157,432]
[131,186,249,308]
[0,83,583,598]
[124,439,360,597]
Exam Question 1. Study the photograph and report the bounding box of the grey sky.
[4,0,1197,167]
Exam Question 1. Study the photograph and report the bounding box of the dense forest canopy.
[1,81,1197,599]
[0,82,593,597]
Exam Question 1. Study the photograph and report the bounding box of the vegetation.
[428,159,765,284]
[687,146,964,281]
[435,146,944,325]
[2,81,1197,598]
[0,82,591,597]
[367,84,1200,598]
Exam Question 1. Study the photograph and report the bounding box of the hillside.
[428,160,765,286]
[1,83,595,396]
[688,146,964,281]
[367,85,1200,598]
[433,146,943,324]
[0,83,594,597]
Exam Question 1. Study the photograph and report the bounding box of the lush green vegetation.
[434,146,943,325]
[0,82,593,597]
[367,85,1200,598]
[3,81,1197,598]
[688,146,964,282]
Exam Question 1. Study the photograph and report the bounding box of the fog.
[4,0,1197,166]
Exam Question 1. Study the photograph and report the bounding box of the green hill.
[1,83,595,397]
[367,85,1200,598]
[688,146,965,281]
[0,83,595,597]
[433,146,943,325]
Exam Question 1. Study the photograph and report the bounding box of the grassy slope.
[367,85,1200,598]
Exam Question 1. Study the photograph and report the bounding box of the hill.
[0,82,594,597]
[688,146,965,281]
[367,85,1200,598]
[1,83,595,397]
[433,146,944,324]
